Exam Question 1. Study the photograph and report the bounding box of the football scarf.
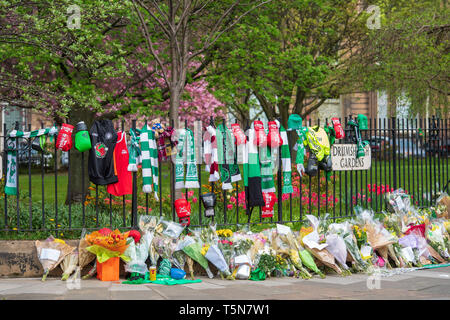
[128,128,141,172]
[277,121,293,194]
[175,128,200,189]
[6,126,58,195]
[203,125,220,182]
[140,124,159,200]
[216,123,241,190]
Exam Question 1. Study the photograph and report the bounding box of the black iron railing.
[0,116,448,234]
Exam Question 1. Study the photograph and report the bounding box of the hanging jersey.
[88,119,118,185]
[107,131,132,196]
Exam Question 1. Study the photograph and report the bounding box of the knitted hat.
[287,114,303,131]
[357,114,368,130]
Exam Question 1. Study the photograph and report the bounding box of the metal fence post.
[131,119,138,228]
[392,116,397,190]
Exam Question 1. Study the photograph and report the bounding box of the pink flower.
[227,204,233,210]
[187,191,194,198]
[230,196,236,204]
[192,197,198,203]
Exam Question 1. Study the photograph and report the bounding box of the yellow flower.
[363,227,367,232]
[201,244,210,256]
[54,238,65,244]
[12,227,17,230]
[49,218,54,221]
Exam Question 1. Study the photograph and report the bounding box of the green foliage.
[208,0,367,122]
[347,0,449,115]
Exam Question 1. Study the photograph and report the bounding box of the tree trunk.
[65,107,96,205]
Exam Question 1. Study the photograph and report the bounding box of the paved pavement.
[0,266,449,300]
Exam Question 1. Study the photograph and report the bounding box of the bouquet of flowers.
[61,250,79,281]
[216,229,234,270]
[123,230,152,275]
[385,189,411,214]
[78,229,96,272]
[85,229,131,264]
[382,212,403,238]
[274,224,312,279]
[197,224,232,279]
[325,232,352,276]
[256,252,277,278]
[229,236,254,280]
[153,233,178,275]
[298,249,326,278]
[35,237,75,281]
[179,235,213,279]
[426,222,449,261]
[138,215,160,268]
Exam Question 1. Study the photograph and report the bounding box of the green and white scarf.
[175,128,200,189]
[5,126,57,195]
[5,139,17,195]
[277,121,293,194]
[259,123,275,193]
[8,126,58,139]
[140,124,159,200]
[295,127,308,168]
[216,124,241,190]
[244,126,261,185]
[128,128,141,172]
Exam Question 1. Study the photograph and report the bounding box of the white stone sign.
[331,144,371,171]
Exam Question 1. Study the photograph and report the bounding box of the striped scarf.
[140,124,159,200]
[128,128,141,172]
[259,122,275,193]
[216,124,241,190]
[204,125,220,182]
[277,121,293,194]
[6,126,57,195]
[175,128,200,189]
[8,126,58,138]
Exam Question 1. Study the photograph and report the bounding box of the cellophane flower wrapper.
[78,229,95,270]
[385,189,412,214]
[61,250,79,281]
[299,249,324,277]
[271,225,311,279]
[343,233,369,272]
[179,235,214,278]
[325,233,352,274]
[35,237,75,281]
[216,228,234,269]
[204,244,231,276]
[153,234,178,261]
[85,229,129,254]
[426,222,449,259]
[86,244,131,264]
[124,232,152,274]
[158,217,185,239]
[139,215,159,235]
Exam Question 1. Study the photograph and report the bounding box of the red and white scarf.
[204,125,220,182]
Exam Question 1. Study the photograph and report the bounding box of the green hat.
[287,114,303,131]
[357,114,368,130]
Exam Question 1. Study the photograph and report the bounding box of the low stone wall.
[0,240,213,278]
